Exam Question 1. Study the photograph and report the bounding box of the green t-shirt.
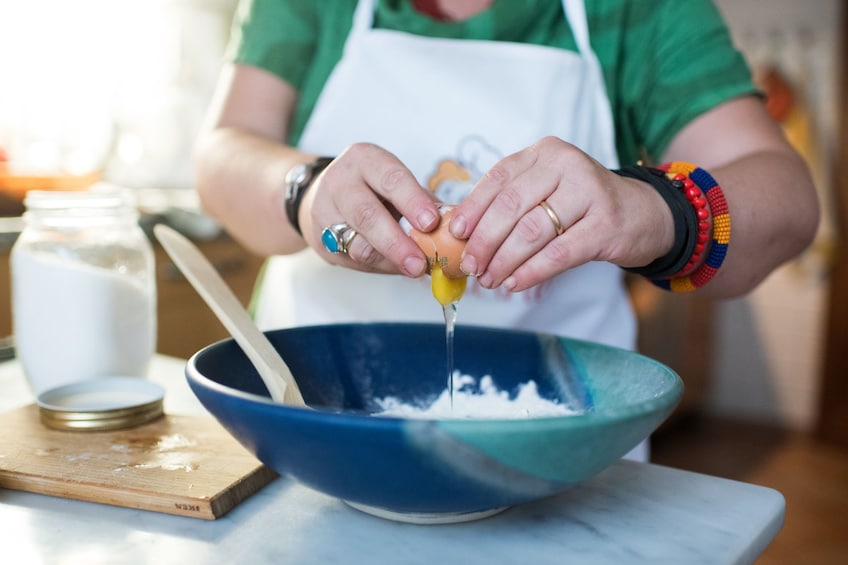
[227,0,756,165]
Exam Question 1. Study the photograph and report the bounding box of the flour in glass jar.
[12,247,156,394]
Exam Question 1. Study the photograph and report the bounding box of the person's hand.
[449,136,675,292]
[299,142,441,277]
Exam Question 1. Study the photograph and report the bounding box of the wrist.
[284,156,334,236]
[613,162,731,293]
[614,165,699,279]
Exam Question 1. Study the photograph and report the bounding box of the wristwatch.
[284,156,334,236]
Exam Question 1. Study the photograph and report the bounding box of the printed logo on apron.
[426,135,500,204]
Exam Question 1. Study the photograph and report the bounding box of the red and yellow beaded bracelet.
[665,167,711,278]
[654,162,731,292]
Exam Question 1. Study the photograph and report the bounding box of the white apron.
[255,0,636,352]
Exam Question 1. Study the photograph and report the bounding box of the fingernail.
[460,255,477,276]
[503,276,517,291]
[403,256,427,277]
[449,214,467,238]
[478,273,494,289]
[417,210,438,230]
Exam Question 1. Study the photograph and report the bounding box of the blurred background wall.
[0,0,237,189]
[711,0,841,431]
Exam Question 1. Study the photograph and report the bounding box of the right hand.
[299,142,442,278]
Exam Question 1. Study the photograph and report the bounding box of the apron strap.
[347,0,378,54]
[563,0,592,57]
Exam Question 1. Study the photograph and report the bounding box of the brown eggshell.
[409,208,466,279]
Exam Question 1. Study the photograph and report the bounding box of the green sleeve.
[226,0,324,91]
[225,0,355,143]
[613,0,758,164]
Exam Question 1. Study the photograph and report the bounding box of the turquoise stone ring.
[321,223,357,255]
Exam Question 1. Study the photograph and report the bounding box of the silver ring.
[539,200,564,236]
[341,227,358,253]
[321,222,357,255]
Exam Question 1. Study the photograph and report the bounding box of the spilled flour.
[374,372,577,419]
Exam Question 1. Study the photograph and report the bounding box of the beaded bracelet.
[653,162,731,292]
[664,168,711,278]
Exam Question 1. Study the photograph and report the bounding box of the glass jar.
[10,188,157,395]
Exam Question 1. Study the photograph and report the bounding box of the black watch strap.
[613,165,698,279]
[284,156,334,236]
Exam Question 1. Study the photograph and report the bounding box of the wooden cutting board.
[0,404,277,519]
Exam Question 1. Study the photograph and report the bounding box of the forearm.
[690,147,819,298]
[194,127,310,257]
[654,96,820,298]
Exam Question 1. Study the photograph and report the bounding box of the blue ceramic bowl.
[186,322,683,524]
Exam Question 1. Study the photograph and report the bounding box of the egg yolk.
[430,261,467,306]
[407,206,468,306]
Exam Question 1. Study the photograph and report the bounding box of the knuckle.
[536,136,560,149]
[532,136,565,156]
[516,212,548,244]
[483,164,510,186]
[542,238,572,265]
[344,142,374,160]
[492,188,523,214]
[352,204,380,232]
[354,244,382,267]
[380,167,406,194]
[347,234,381,266]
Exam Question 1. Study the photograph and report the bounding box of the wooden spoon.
[154,224,306,407]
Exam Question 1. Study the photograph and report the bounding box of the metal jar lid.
[37,377,165,432]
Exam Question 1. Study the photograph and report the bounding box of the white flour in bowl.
[373,372,576,419]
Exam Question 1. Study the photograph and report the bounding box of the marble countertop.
[0,355,784,565]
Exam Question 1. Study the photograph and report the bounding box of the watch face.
[288,164,309,186]
[286,164,310,199]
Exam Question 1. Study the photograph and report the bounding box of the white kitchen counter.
[0,355,784,565]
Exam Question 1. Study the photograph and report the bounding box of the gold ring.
[539,200,564,236]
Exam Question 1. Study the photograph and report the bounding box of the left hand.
[449,136,674,292]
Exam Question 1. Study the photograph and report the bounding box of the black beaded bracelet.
[613,165,699,279]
